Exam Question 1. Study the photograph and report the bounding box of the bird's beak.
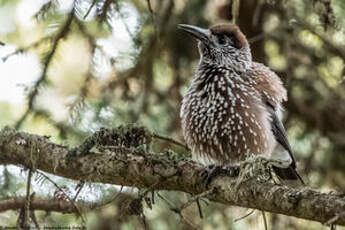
[178,24,210,43]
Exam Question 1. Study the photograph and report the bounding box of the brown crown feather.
[210,24,249,49]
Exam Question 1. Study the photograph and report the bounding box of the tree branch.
[0,126,344,226]
[0,196,100,213]
[15,3,75,129]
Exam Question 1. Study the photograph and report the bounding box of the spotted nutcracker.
[178,23,304,184]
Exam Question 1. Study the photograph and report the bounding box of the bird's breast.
[181,68,275,165]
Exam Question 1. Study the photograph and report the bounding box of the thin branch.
[146,0,154,16]
[15,4,75,129]
[156,192,175,209]
[30,209,40,228]
[73,180,85,201]
[0,166,11,196]
[84,0,97,19]
[157,192,199,230]
[151,133,190,151]
[1,36,52,62]
[37,172,86,225]
[99,0,112,23]
[23,170,33,228]
[0,196,104,213]
[262,211,268,230]
[196,199,203,218]
[145,0,156,35]
[177,189,213,212]
[168,189,213,222]
[234,209,256,222]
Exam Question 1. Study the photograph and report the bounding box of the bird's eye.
[217,35,227,45]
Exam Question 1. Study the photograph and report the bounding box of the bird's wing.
[267,103,305,183]
[249,63,295,163]
[249,63,304,183]
[265,102,296,167]
[249,62,287,107]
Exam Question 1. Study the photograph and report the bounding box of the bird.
[178,23,304,184]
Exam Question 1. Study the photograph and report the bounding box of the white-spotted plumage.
[179,23,303,184]
[181,62,276,165]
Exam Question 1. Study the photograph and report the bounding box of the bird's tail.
[272,165,305,185]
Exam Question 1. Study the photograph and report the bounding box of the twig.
[151,133,190,151]
[84,0,97,19]
[23,170,33,228]
[99,0,112,22]
[146,0,154,16]
[112,186,124,202]
[196,199,203,219]
[139,181,162,198]
[15,2,75,129]
[73,181,85,202]
[178,189,213,211]
[37,172,86,225]
[146,0,156,35]
[30,209,40,228]
[0,166,11,196]
[161,190,213,227]
[157,192,198,230]
[139,171,179,200]
[156,192,175,210]
[0,195,111,213]
[262,211,268,230]
[234,209,255,222]
[1,36,51,62]
[88,186,124,211]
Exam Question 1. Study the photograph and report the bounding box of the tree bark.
[0,126,344,226]
[0,196,93,213]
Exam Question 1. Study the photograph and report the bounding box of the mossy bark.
[0,126,344,226]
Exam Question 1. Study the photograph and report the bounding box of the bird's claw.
[200,165,239,188]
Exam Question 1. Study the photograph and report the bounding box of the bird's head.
[178,23,252,69]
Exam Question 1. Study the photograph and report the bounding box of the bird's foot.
[200,165,239,188]
[239,156,279,184]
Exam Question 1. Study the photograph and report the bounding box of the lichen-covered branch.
[0,126,344,226]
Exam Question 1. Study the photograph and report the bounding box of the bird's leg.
[200,164,240,188]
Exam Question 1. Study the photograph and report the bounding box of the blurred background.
[0,0,345,229]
